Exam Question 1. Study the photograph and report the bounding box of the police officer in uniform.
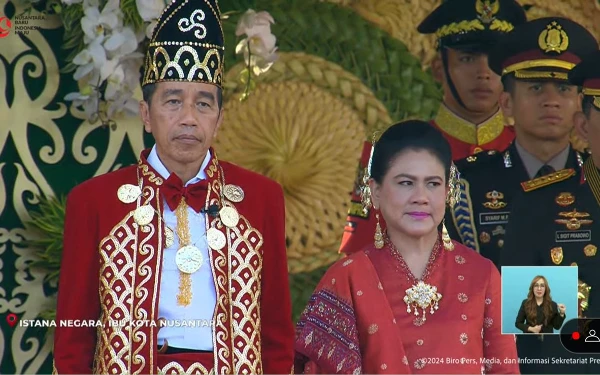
[339,0,526,256]
[501,50,600,374]
[446,17,596,271]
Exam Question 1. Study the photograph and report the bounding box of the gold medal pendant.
[118,184,142,203]
[404,281,442,322]
[133,205,154,225]
[207,227,226,250]
[219,206,239,228]
[175,245,204,273]
[223,184,244,202]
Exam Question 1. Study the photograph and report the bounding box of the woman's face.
[533,278,546,298]
[370,149,448,239]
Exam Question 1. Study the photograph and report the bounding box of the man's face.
[140,81,223,169]
[435,49,503,114]
[500,81,580,142]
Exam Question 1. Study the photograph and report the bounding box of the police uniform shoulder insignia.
[520,168,576,192]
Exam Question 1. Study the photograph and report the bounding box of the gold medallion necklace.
[388,236,443,323]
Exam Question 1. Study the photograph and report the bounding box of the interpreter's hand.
[558,303,566,315]
[529,325,542,334]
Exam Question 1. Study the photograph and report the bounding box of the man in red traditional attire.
[339,0,526,255]
[52,1,294,374]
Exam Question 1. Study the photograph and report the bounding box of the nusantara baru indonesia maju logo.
[0,15,11,38]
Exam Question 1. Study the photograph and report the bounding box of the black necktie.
[535,165,555,178]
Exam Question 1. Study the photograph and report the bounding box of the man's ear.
[431,53,444,84]
[499,91,514,119]
[140,101,152,133]
[573,111,589,142]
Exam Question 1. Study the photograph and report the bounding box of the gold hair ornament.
[447,163,461,208]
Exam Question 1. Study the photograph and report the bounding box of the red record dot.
[572,332,580,340]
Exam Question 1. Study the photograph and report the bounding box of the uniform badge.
[492,225,505,236]
[207,227,226,250]
[503,151,512,168]
[584,244,597,257]
[133,205,154,226]
[483,191,507,209]
[219,206,240,228]
[538,21,569,54]
[117,184,142,203]
[550,247,564,265]
[555,210,593,230]
[475,0,499,24]
[555,192,575,207]
[467,156,477,162]
[479,232,491,244]
[223,184,244,202]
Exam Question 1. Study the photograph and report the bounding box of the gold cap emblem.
[550,247,564,265]
[476,0,500,24]
[538,21,569,54]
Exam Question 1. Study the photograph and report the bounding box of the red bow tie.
[162,173,208,213]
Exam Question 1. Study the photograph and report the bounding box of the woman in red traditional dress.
[294,120,519,374]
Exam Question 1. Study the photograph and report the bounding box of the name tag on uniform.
[555,230,592,242]
[479,212,510,225]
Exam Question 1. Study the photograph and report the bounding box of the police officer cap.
[488,17,598,81]
[418,0,526,53]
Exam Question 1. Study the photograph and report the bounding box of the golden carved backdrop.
[1,0,598,373]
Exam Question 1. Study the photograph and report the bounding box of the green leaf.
[120,0,144,32]
[24,195,66,286]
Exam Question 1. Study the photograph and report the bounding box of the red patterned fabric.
[295,240,519,374]
[53,148,294,374]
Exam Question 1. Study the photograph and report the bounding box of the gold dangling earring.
[442,219,454,251]
[374,212,384,249]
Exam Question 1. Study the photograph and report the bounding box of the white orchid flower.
[107,90,139,118]
[235,9,274,38]
[145,20,158,39]
[235,35,278,66]
[136,0,168,38]
[136,0,165,21]
[72,39,106,80]
[104,26,139,57]
[80,0,122,44]
[64,87,100,120]
[235,10,277,65]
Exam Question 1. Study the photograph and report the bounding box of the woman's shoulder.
[451,241,495,267]
[448,242,498,280]
[321,249,374,278]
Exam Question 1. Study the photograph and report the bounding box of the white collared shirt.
[147,145,216,350]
